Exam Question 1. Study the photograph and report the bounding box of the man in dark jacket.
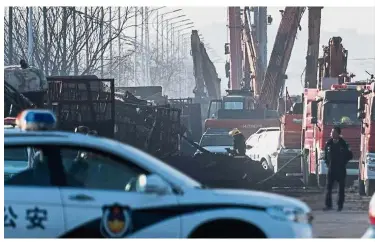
[229,128,246,156]
[324,126,353,211]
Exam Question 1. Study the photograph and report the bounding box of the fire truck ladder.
[258,7,306,110]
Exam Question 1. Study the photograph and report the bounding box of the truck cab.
[205,90,279,138]
[358,82,375,196]
[302,82,363,187]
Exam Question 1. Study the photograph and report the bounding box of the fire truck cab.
[302,82,363,188]
[358,82,375,196]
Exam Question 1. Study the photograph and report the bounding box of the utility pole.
[72,7,78,75]
[145,7,150,85]
[118,7,121,83]
[8,7,13,65]
[134,7,138,85]
[156,10,159,63]
[109,7,113,78]
[100,7,104,78]
[161,15,164,62]
[171,26,175,59]
[62,7,67,75]
[85,7,89,69]
[166,19,169,64]
[140,7,144,84]
[27,7,33,65]
[43,7,48,74]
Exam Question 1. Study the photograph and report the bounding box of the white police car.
[362,193,375,238]
[4,110,314,238]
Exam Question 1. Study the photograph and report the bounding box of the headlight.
[366,153,375,164]
[266,206,313,224]
[318,150,325,160]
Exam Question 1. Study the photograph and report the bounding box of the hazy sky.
[162,7,375,94]
[180,7,375,35]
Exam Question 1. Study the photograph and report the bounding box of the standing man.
[228,128,246,156]
[324,126,353,211]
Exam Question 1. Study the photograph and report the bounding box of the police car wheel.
[365,179,375,197]
[189,219,266,238]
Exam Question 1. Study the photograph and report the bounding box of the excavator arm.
[304,7,323,89]
[258,7,306,110]
[191,30,221,100]
[242,7,264,95]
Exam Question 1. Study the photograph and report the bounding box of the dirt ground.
[275,187,371,238]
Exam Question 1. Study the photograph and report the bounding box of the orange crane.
[258,7,305,111]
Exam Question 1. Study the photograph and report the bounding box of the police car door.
[4,145,65,238]
[58,146,180,238]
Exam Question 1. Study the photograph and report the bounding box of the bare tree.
[4,7,139,76]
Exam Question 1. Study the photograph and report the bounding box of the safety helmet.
[229,128,241,137]
[341,116,351,123]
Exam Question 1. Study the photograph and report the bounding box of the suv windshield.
[324,102,361,125]
[200,134,233,147]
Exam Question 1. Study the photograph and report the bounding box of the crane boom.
[305,7,323,88]
[191,30,221,100]
[242,7,264,95]
[258,7,305,110]
[227,7,243,90]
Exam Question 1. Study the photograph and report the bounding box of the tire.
[317,174,326,188]
[365,179,375,196]
[261,159,269,171]
[358,175,365,196]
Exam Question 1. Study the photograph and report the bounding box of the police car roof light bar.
[16,109,57,131]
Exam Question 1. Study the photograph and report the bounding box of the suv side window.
[60,147,149,191]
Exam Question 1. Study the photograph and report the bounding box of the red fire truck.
[358,81,375,196]
[301,83,363,187]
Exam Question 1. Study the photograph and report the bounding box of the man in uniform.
[228,128,246,156]
[323,126,353,211]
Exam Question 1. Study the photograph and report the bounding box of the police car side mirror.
[137,174,171,195]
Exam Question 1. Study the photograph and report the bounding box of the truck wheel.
[358,176,365,196]
[365,180,375,196]
[317,174,326,188]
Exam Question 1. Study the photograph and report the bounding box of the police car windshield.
[324,102,361,125]
[200,134,233,147]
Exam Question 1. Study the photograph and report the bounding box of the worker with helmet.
[340,116,352,125]
[228,128,246,156]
